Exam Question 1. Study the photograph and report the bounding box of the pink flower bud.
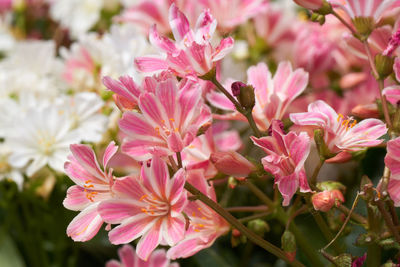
[351,104,379,119]
[293,0,325,10]
[210,151,255,178]
[231,81,246,97]
[312,190,344,212]
[325,151,352,163]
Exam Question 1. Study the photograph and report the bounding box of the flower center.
[337,113,357,131]
[139,194,170,216]
[83,180,98,202]
[154,118,179,138]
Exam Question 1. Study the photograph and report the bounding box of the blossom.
[106,245,179,267]
[290,100,387,154]
[294,0,325,10]
[47,0,104,38]
[207,61,308,131]
[251,120,311,206]
[119,75,211,161]
[5,106,81,176]
[384,137,400,206]
[167,169,229,259]
[98,157,187,260]
[135,4,234,79]
[331,0,399,22]
[63,141,118,241]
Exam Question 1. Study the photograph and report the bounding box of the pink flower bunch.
[135,4,234,79]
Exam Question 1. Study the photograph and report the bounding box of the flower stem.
[176,152,183,168]
[363,41,393,129]
[226,205,269,212]
[376,199,400,244]
[312,211,343,254]
[310,159,325,188]
[184,182,305,266]
[238,211,271,223]
[331,10,357,37]
[209,76,262,137]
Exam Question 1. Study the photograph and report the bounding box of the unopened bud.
[281,230,296,262]
[333,253,352,266]
[310,13,325,25]
[248,219,269,237]
[352,17,375,40]
[325,151,352,163]
[352,103,379,119]
[375,54,394,80]
[197,121,212,136]
[210,151,255,178]
[228,176,238,189]
[231,82,256,111]
[312,190,344,212]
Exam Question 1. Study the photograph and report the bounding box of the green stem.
[176,152,183,168]
[226,205,269,213]
[184,182,305,266]
[210,76,261,137]
[310,159,324,187]
[312,211,343,254]
[238,212,271,223]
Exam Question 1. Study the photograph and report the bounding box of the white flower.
[48,0,104,38]
[56,92,108,143]
[5,106,81,176]
[0,144,24,190]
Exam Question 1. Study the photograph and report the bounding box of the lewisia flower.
[385,137,400,206]
[207,61,308,131]
[251,120,311,206]
[106,245,179,267]
[119,75,211,161]
[290,100,387,154]
[135,4,234,79]
[63,141,118,241]
[167,170,229,259]
[98,157,187,260]
[331,0,400,23]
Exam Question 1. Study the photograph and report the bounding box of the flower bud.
[210,151,255,178]
[352,17,375,40]
[281,230,296,262]
[352,104,379,119]
[248,219,269,237]
[325,151,352,163]
[312,190,344,212]
[228,176,238,189]
[375,54,394,80]
[231,82,256,111]
[196,121,212,136]
[333,254,352,266]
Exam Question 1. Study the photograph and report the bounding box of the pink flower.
[135,4,234,79]
[294,0,325,10]
[198,0,268,31]
[182,122,242,178]
[251,120,311,206]
[63,46,96,86]
[118,75,211,161]
[210,151,255,178]
[106,245,179,267]
[290,100,387,154]
[98,157,187,260]
[331,0,399,22]
[167,170,229,259]
[63,141,118,241]
[385,137,400,206]
[383,85,400,106]
[207,62,308,131]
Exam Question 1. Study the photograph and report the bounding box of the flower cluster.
[2,0,400,266]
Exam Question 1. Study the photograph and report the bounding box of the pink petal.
[395,57,400,82]
[277,174,299,206]
[66,204,103,242]
[119,111,157,137]
[98,199,144,224]
[212,37,234,62]
[108,216,155,245]
[135,57,169,72]
[102,76,141,105]
[63,185,91,211]
[169,3,192,43]
[136,220,162,260]
[161,216,186,246]
[118,245,136,267]
[142,157,169,199]
[149,24,179,54]
[206,91,235,110]
[103,141,118,170]
[69,144,104,180]
[383,85,400,105]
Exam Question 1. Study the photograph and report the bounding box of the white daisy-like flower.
[0,144,24,190]
[5,106,81,176]
[56,92,108,143]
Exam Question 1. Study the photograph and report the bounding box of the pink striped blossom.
[98,157,187,260]
[119,75,211,161]
[135,4,234,79]
[167,170,229,259]
[251,120,311,206]
[385,137,400,206]
[207,62,308,131]
[106,245,178,267]
[63,142,118,242]
[290,100,387,154]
